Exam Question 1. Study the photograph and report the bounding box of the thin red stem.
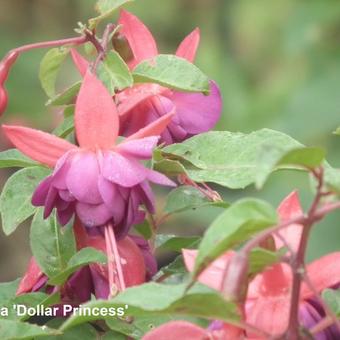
[10,35,87,54]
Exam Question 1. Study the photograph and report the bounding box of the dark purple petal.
[102,151,147,187]
[89,264,109,299]
[76,201,112,227]
[98,175,125,224]
[51,151,73,190]
[66,151,102,204]
[64,266,93,303]
[57,203,75,225]
[170,80,222,135]
[138,181,155,213]
[31,176,53,206]
[43,186,58,218]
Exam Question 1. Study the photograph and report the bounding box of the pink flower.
[2,71,175,237]
[116,10,222,144]
[182,192,340,338]
[144,192,340,339]
[70,10,222,145]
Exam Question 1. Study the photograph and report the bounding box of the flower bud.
[0,87,8,115]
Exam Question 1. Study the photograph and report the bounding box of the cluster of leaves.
[1,0,340,339]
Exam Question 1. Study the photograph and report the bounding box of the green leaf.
[256,146,325,189]
[162,129,308,189]
[0,279,20,304]
[44,320,98,340]
[0,319,59,339]
[90,0,134,29]
[3,292,60,321]
[155,234,199,252]
[333,127,340,135]
[39,47,69,97]
[107,315,200,339]
[61,283,239,330]
[164,186,228,214]
[48,247,106,285]
[30,211,76,278]
[47,81,81,106]
[0,149,38,169]
[53,115,74,138]
[134,220,152,240]
[133,54,210,94]
[0,167,50,235]
[97,50,133,93]
[248,247,285,276]
[102,330,126,340]
[322,289,340,316]
[324,165,340,194]
[192,199,278,279]
[154,255,187,278]
[63,105,75,117]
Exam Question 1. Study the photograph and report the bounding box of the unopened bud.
[0,50,19,83]
[0,87,8,115]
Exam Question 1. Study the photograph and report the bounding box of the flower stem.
[287,168,324,339]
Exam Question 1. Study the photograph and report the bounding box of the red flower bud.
[0,87,8,115]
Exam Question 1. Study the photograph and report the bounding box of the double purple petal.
[32,144,175,237]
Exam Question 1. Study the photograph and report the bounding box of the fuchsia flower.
[144,192,340,339]
[116,10,222,144]
[17,220,157,305]
[70,10,222,145]
[2,71,175,237]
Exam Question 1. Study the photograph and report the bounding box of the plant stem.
[286,168,324,339]
[92,23,116,71]
[10,35,87,55]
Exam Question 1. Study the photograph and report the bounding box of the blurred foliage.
[1,0,340,280]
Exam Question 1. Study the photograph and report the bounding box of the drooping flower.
[3,71,175,238]
[116,10,222,144]
[70,10,222,145]
[144,192,340,339]
[17,221,156,304]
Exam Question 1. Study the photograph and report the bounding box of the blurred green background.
[1,0,340,281]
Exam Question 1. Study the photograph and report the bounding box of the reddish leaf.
[2,125,76,167]
[16,257,44,295]
[126,111,175,141]
[75,71,119,149]
[176,28,200,63]
[118,10,158,68]
[143,321,208,340]
[70,49,89,77]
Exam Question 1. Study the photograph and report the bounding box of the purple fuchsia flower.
[116,10,222,144]
[70,10,222,145]
[3,71,175,238]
